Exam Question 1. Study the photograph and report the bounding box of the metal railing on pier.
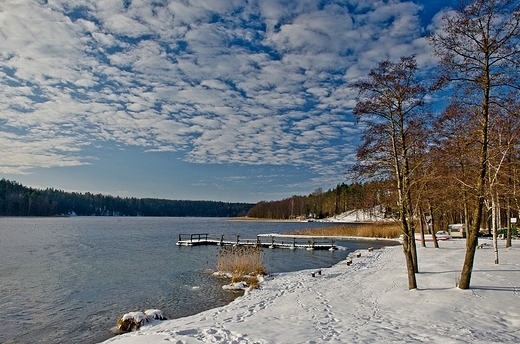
[176,233,336,250]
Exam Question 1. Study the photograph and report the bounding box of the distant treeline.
[246,182,389,220]
[0,179,253,217]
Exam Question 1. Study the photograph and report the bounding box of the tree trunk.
[419,208,426,248]
[402,151,418,273]
[410,231,418,273]
[406,205,419,273]
[506,201,512,248]
[458,45,491,289]
[491,195,499,264]
[463,196,470,238]
[402,232,418,290]
[429,204,439,248]
[460,86,489,288]
[458,202,481,288]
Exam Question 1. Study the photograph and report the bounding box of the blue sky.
[0,0,456,203]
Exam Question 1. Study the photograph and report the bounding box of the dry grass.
[217,245,266,289]
[286,222,402,239]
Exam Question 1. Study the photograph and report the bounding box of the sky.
[0,0,457,203]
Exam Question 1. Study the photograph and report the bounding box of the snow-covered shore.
[102,239,520,343]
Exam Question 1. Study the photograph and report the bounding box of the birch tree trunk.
[506,201,512,248]
[491,195,499,264]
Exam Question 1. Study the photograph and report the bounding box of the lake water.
[0,217,395,343]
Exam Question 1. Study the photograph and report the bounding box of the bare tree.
[429,0,520,289]
[353,55,432,289]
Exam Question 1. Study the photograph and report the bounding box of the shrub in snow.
[216,246,266,293]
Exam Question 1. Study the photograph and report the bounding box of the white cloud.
[0,0,434,185]
[0,131,91,174]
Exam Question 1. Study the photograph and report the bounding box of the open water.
[0,217,395,343]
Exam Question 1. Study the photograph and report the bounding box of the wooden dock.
[176,233,337,250]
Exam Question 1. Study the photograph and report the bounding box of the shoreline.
[227,217,313,222]
[227,216,376,224]
[101,238,520,343]
[256,232,401,244]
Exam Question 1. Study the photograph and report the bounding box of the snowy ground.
[102,239,520,344]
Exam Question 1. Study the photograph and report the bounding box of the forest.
[250,0,520,290]
[0,178,253,217]
[246,183,381,220]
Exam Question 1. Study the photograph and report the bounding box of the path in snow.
[102,239,520,344]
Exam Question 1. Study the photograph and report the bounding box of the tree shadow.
[470,286,518,292]
[419,269,519,274]
[418,270,460,274]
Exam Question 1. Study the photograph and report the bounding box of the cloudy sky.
[0,0,455,203]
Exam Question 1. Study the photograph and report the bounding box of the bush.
[498,227,518,236]
[217,245,266,289]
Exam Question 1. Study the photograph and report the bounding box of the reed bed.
[217,245,266,289]
[287,222,402,239]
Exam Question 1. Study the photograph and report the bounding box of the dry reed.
[217,245,266,289]
[286,222,402,238]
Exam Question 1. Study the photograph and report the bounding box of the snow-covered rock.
[115,309,167,333]
[144,309,167,321]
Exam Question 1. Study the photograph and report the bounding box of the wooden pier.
[176,233,337,250]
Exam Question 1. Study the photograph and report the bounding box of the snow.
[121,312,146,324]
[318,209,387,222]
[101,239,520,343]
[144,309,167,321]
[222,281,249,291]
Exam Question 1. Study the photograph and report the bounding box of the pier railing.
[176,233,336,250]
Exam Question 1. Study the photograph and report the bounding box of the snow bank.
[318,209,387,222]
[102,239,520,343]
